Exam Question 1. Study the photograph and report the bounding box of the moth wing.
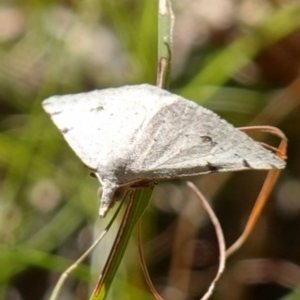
[42,88,144,170]
[129,92,285,180]
[42,85,173,172]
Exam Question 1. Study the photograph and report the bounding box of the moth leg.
[131,180,157,189]
[226,126,287,257]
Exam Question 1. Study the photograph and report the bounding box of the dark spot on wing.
[91,105,104,112]
[61,127,73,134]
[50,110,62,116]
[201,136,217,146]
[206,161,221,173]
[243,159,252,168]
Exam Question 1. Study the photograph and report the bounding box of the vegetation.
[1,1,300,299]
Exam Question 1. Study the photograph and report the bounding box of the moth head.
[91,172,128,217]
[97,185,128,217]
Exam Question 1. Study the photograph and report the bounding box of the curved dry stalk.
[138,220,164,300]
[238,125,287,159]
[137,182,226,300]
[225,169,280,257]
[48,198,125,300]
[186,182,226,300]
[226,125,288,257]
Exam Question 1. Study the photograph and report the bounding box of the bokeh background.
[1,1,300,299]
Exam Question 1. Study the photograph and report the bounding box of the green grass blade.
[89,188,153,300]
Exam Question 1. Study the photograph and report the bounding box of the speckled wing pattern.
[42,84,285,216]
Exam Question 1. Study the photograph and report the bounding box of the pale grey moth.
[42,84,285,217]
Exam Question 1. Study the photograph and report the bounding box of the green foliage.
[0,1,299,299]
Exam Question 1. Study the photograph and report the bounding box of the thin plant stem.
[49,199,125,300]
[157,0,174,89]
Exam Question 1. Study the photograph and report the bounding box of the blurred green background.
[1,1,300,299]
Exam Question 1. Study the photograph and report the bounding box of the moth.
[42,84,285,217]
